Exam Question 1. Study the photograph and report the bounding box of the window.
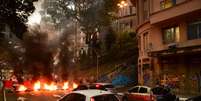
[139,87,148,93]
[160,0,176,9]
[61,93,86,101]
[143,33,149,51]
[143,0,149,20]
[162,26,180,44]
[187,20,201,40]
[129,87,139,93]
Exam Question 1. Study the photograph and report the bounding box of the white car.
[59,89,120,101]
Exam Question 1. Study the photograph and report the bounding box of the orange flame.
[44,83,57,91]
[62,82,69,90]
[73,82,78,89]
[34,81,41,91]
[18,85,27,92]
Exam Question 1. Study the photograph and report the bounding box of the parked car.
[123,86,155,101]
[123,85,178,101]
[59,89,120,101]
[186,95,201,101]
[151,86,178,101]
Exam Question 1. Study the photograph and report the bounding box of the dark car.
[151,86,178,101]
[186,95,201,101]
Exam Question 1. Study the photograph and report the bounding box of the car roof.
[130,85,151,90]
[94,83,113,86]
[72,89,114,97]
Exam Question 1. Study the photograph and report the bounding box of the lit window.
[187,20,201,40]
[162,26,180,44]
[160,0,176,9]
[143,33,149,51]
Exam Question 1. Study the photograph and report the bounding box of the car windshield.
[104,85,114,88]
[92,94,119,101]
[73,85,88,91]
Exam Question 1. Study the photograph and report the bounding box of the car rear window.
[73,85,88,91]
[104,85,114,88]
[151,87,170,95]
[139,87,148,93]
[129,87,139,93]
[93,94,119,101]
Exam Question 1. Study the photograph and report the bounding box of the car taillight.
[96,84,100,88]
[90,98,95,101]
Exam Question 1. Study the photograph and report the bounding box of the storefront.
[158,54,201,95]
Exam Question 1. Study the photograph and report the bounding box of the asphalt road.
[0,90,68,101]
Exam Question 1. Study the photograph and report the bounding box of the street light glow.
[117,1,128,8]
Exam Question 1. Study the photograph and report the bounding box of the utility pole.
[96,54,99,81]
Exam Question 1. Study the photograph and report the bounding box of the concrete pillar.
[153,57,161,85]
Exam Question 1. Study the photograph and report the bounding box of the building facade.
[113,0,137,33]
[135,0,201,95]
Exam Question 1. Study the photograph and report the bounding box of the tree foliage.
[102,31,138,64]
[0,0,37,39]
[42,0,119,43]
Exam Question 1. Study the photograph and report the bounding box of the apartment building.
[113,0,137,33]
[134,0,201,94]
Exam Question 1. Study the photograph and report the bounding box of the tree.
[102,31,138,64]
[0,0,38,39]
[104,27,117,51]
[41,0,119,44]
[40,0,120,66]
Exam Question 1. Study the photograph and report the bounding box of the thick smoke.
[23,0,81,82]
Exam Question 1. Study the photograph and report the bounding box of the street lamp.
[117,1,128,8]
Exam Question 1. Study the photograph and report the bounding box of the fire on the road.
[34,81,41,91]
[73,83,78,89]
[44,83,57,91]
[18,85,28,92]
[17,80,78,92]
[62,82,69,90]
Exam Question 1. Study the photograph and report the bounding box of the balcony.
[150,0,201,24]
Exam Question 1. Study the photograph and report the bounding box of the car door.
[127,86,140,101]
[60,93,86,101]
[92,94,120,101]
[138,87,151,101]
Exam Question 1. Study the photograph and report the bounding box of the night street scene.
[0,0,201,101]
